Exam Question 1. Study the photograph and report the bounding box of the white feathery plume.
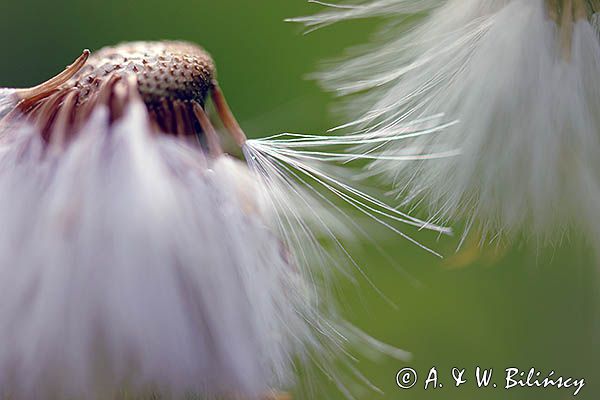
[241,127,448,397]
[295,0,600,247]
[291,0,442,31]
[0,41,446,399]
[244,126,454,255]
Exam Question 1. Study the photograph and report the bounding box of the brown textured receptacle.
[69,41,215,107]
[4,41,247,156]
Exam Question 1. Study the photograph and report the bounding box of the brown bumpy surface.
[65,41,216,108]
[9,41,227,145]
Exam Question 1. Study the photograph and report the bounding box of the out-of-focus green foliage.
[0,1,597,398]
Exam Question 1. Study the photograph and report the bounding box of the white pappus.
[296,0,600,249]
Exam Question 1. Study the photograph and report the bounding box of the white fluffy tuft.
[0,99,318,399]
[0,88,425,398]
[300,0,600,247]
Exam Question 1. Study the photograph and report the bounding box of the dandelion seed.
[297,0,600,248]
[0,41,444,399]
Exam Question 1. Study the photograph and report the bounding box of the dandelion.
[0,41,444,399]
[295,0,600,247]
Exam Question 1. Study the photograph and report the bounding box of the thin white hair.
[296,0,600,250]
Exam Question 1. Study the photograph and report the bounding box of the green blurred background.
[0,1,597,399]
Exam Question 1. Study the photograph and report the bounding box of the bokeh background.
[0,1,598,399]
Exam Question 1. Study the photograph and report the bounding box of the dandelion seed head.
[0,40,428,399]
